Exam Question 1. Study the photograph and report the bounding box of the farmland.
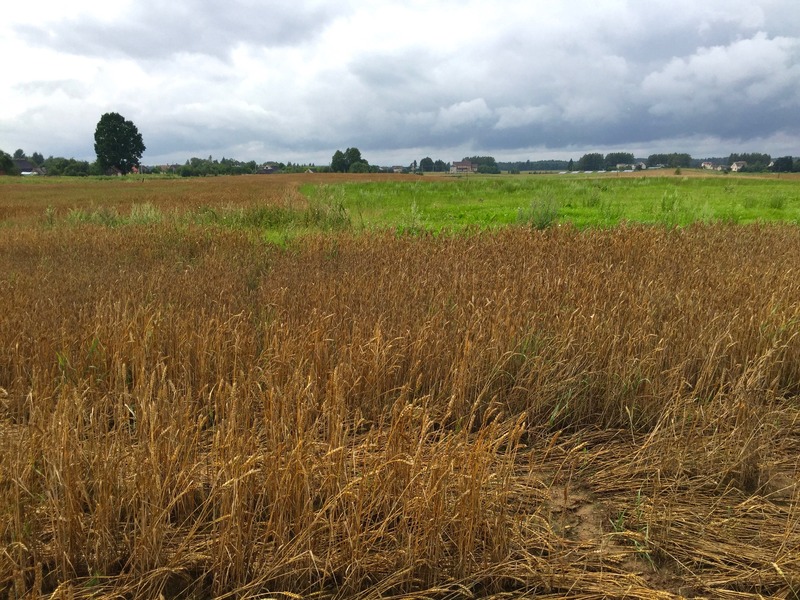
[304,171,800,231]
[1,173,799,599]
[2,171,799,233]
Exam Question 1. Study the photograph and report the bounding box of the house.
[450,160,477,174]
[730,161,747,172]
[12,158,44,175]
[701,162,715,170]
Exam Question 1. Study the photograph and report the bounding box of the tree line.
[418,152,800,174]
[567,152,800,172]
[0,149,103,177]
[498,159,570,172]
[4,111,799,177]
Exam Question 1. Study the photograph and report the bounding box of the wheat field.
[1,176,799,599]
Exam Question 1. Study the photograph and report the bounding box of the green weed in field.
[44,205,56,227]
[599,199,624,224]
[303,196,352,230]
[768,195,787,210]
[517,190,560,229]
[128,202,163,225]
[67,206,121,226]
[397,200,426,235]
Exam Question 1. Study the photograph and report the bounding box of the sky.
[2,0,799,167]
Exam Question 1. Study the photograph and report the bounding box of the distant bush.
[768,195,787,210]
[0,150,18,175]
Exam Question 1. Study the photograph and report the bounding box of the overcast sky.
[2,0,799,166]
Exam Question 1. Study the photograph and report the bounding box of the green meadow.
[303,173,800,231]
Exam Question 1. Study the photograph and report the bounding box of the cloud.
[2,0,800,164]
[494,105,555,130]
[15,79,89,99]
[13,0,342,60]
[642,33,800,117]
[434,99,493,131]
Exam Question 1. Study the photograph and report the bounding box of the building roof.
[12,158,38,172]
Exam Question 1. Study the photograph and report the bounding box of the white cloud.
[494,105,554,130]
[434,99,493,132]
[642,33,800,116]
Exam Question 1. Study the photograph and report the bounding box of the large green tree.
[94,112,145,174]
[647,153,692,168]
[344,147,363,167]
[577,153,604,171]
[419,157,434,172]
[331,147,369,173]
[771,156,795,173]
[464,156,500,174]
[331,150,347,172]
[604,152,634,170]
[0,150,18,175]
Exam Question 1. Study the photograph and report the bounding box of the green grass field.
[2,171,798,235]
[302,172,800,231]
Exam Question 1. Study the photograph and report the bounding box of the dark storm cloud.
[344,26,800,156]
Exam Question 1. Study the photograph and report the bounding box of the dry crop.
[1,220,799,598]
[0,173,402,228]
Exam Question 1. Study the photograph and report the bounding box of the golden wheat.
[1,221,798,598]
